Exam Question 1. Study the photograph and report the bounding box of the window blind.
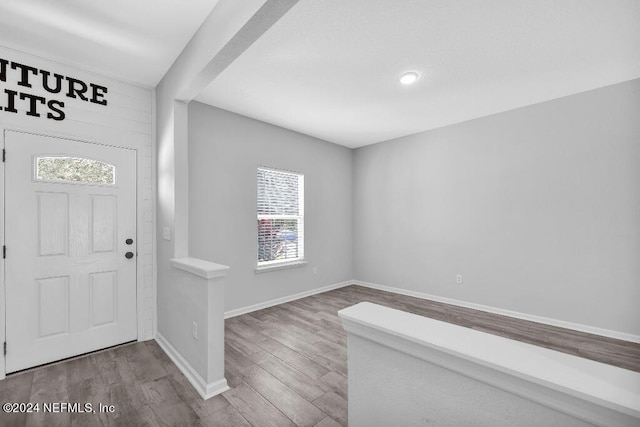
[257,167,304,266]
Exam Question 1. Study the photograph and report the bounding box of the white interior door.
[4,130,137,373]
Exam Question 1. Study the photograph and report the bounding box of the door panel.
[37,276,70,337]
[38,192,69,256]
[91,195,117,253]
[4,130,137,373]
[90,271,117,327]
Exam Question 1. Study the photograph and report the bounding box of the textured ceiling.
[1,1,638,146]
[196,0,640,147]
[0,0,220,86]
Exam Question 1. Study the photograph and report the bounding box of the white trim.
[255,260,307,273]
[151,87,158,341]
[0,129,5,380]
[353,280,640,344]
[155,333,229,400]
[224,280,352,319]
[134,145,144,343]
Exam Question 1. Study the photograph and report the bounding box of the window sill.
[255,260,307,274]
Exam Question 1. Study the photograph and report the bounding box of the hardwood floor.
[1,284,638,426]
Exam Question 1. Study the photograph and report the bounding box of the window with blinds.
[257,167,304,267]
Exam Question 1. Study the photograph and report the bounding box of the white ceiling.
[1,1,639,147]
[196,0,640,147]
[0,0,220,86]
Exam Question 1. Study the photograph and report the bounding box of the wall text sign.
[0,58,108,121]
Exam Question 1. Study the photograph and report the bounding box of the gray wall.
[354,79,640,336]
[188,103,353,312]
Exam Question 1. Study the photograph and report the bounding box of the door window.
[35,156,115,185]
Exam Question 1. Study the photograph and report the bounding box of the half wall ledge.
[160,256,230,400]
[339,302,640,427]
[170,257,230,279]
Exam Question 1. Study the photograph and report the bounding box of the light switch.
[163,227,171,241]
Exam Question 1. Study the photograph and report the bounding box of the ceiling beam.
[176,0,299,102]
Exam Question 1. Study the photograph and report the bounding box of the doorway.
[4,130,138,373]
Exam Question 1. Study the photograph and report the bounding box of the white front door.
[4,130,137,373]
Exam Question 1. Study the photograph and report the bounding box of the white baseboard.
[155,333,229,399]
[224,280,353,319]
[353,280,640,344]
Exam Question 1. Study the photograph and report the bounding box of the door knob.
[125,252,134,259]
[126,238,134,245]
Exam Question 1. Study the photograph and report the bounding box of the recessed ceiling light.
[400,71,419,85]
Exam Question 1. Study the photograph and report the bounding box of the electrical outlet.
[192,321,198,340]
[456,274,463,284]
[313,266,318,274]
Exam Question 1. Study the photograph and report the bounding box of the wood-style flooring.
[1,284,639,426]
